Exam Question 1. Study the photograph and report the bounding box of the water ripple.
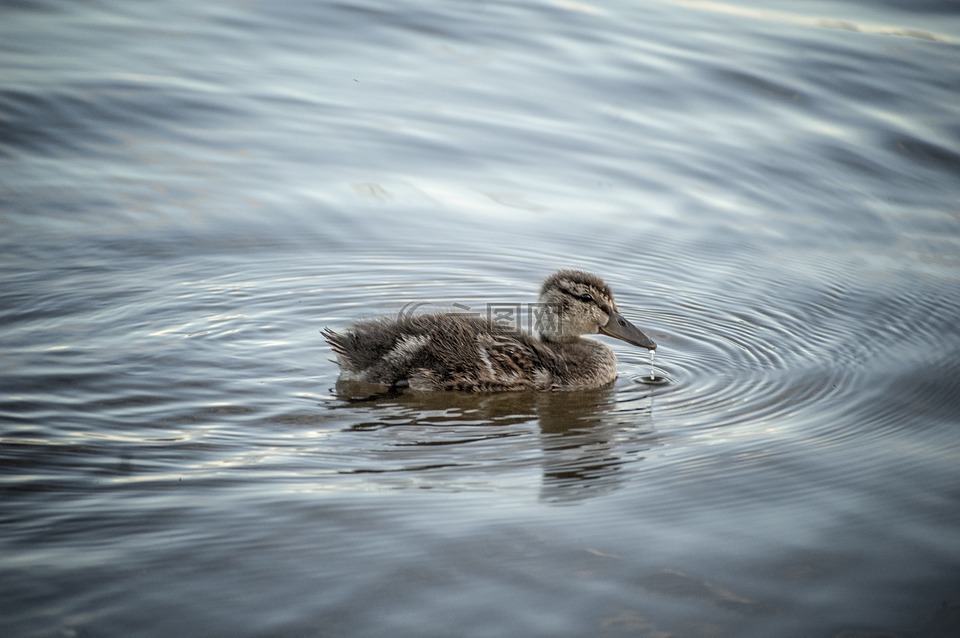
[0,81,237,158]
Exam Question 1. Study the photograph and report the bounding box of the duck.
[323,269,657,392]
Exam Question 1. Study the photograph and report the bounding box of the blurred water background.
[2,0,960,636]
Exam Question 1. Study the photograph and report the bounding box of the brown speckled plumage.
[323,270,656,392]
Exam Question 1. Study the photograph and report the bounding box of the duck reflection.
[329,380,659,502]
[535,386,657,503]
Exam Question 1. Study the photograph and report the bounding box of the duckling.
[323,269,656,392]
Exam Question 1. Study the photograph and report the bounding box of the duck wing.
[473,333,551,390]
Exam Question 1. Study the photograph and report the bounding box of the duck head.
[537,269,657,349]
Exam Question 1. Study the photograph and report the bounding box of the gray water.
[3,1,960,636]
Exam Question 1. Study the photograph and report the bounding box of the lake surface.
[2,0,960,636]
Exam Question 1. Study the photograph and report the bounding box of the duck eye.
[578,293,593,302]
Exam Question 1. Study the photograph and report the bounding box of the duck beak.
[599,311,657,350]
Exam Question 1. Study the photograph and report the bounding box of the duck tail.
[322,327,351,361]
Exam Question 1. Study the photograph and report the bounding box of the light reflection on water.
[3,0,960,636]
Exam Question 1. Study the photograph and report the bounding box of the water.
[3,0,960,636]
